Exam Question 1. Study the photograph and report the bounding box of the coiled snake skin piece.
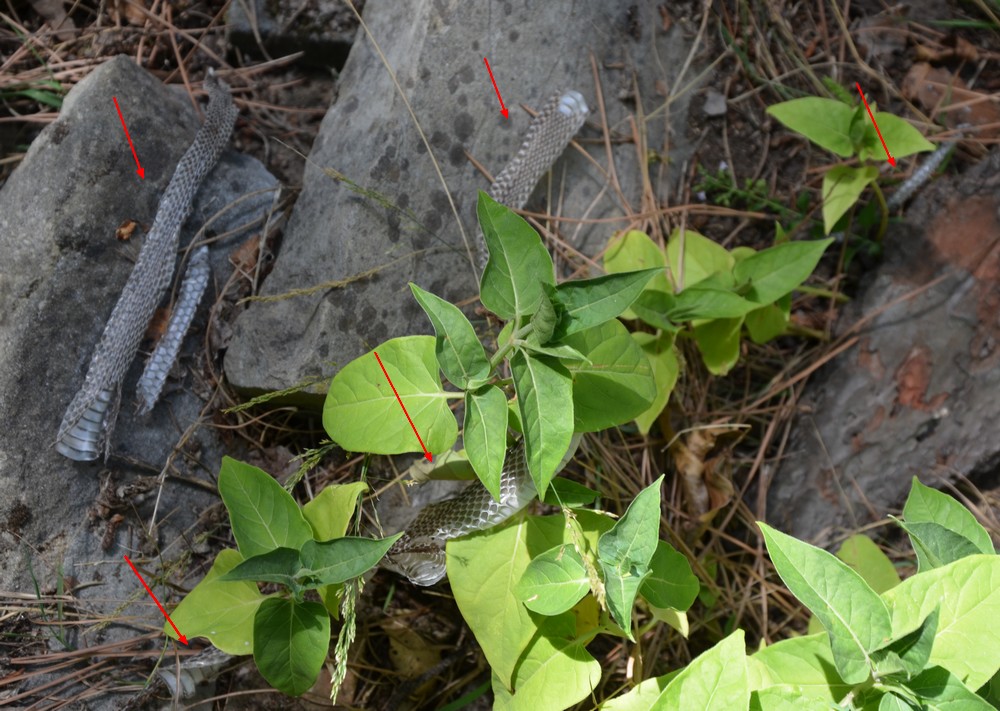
[384,90,589,585]
[56,74,236,461]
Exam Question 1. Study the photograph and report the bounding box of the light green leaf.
[560,320,657,432]
[599,673,677,710]
[903,478,994,555]
[603,230,670,319]
[478,191,555,319]
[668,281,760,321]
[302,482,369,542]
[218,457,313,559]
[639,540,699,612]
[666,229,735,289]
[221,547,303,587]
[322,335,458,456]
[542,478,599,507]
[767,97,857,157]
[521,339,590,362]
[655,630,749,710]
[882,555,1000,689]
[692,316,744,376]
[515,544,590,616]
[822,165,879,235]
[733,239,833,306]
[464,385,509,500]
[494,611,601,710]
[745,304,788,344]
[758,522,892,684]
[632,332,679,435]
[859,113,934,162]
[908,665,997,710]
[748,688,832,711]
[872,607,938,678]
[409,283,490,388]
[510,351,574,496]
[747,633,851,703]
[598,475,664,636]
[299,535,403,586]
[552,269,661,339]
[252,598,330,697]
[648,606,689,637]
[165,548,265,654]
[835,534,901,594]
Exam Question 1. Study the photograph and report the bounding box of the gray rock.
[767,149,1000,544]
[0,54,276,701]
[703,89,728,117]
[225,0,699,398]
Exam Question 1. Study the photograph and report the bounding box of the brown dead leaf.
[229,234,262,273]
[381,617,442,681]
[669,425,741,521]
[902,63,1000,136]
[115,219,139,242]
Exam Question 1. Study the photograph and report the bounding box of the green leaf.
[668,281,761,321]
[218,457,313,559]
[598,475,664,637]
[515,543,590,615]
[165,548,265,654]
[692,316,744,376]
[758,522,892,683]
[652,630,749,710]
[639,540,699,612]
[822,165,879,235]
[409,283,490,388]
[666,229,735,289]
[902,478,994,555]
[463,385,509,500]
[449,512,611,692]
[745,304,788,344]
[732,239,833,306]
[560,320,657,432]
[477,191,555,319]
[748,688,832,711]
[322,335,458,456]
[301,482,369,542]
[747,633,851,703]
[531,287,560,344]
[908,665,997,710]
[299,535,403,586]
[895,519,985,572]
[631,332,679,435]
[859,113,934,162]
[872,607,938,678]
[492,611,601,710]
[552,269,661,339]
[510,351,574,497]
[835,534,901,595]
[603,230,670,319]
[882,555,1000,689]
[252,598,330,697]
[767,97,857,157]
[542,478,599,507]
[221,547,303,587]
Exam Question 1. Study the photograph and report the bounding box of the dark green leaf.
[551,268,661,339]
[903,478,994,555]
[253,598,330,697]
[767,97,857,157]
[639,540,700,612]
[463,385,508,500]
[221,547,303,587]
[895,519,984,573]
[733,239,833,305]
[873,607,938,679]
[299,535,403,586]
[409,283,490,388]
[477,191,555,319]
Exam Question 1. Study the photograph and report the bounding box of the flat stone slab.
[224,0,698,398]
[767,149,1000,543]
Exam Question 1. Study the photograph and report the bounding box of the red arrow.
[124,555,187,644]
[374,351,433,461]
[112,97,145,179]
[483,57,508,119]
[855,83,895,167]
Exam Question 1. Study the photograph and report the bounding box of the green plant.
[766,94,934,236]
[603,228,832,398]
[601,477,1000,710]
[164,457,391,696]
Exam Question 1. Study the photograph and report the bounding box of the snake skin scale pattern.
[56,75,236,461]
[136,244,211,415]
[385,90,589,585]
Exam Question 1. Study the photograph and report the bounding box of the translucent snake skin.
[55,74,236,461]
[383,90,589,585]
